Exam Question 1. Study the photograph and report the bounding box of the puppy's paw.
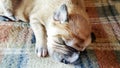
[35,46,48,57]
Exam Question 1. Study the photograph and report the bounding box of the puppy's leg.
[30,16,48,57]
[0,0,16,21]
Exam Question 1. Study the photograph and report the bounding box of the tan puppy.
[0,0,92,64]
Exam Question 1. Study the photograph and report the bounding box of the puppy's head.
[47,4,92,64]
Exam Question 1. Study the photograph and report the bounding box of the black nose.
[60,59,70,64]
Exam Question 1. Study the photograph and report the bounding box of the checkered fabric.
[0,0,120,68]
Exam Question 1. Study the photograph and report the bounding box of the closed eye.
[55,38,67,46]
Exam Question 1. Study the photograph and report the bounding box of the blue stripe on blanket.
[0,47,29,68]
[17,48,29,68]
[75,50,99,68]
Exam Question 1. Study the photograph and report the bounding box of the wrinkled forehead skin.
[63,14,91,51]
[68,14,91,40]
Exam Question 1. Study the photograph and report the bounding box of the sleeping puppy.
[0,0,93,64]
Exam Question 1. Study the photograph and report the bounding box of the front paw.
[35,45,48,57]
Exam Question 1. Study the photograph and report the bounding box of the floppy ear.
[53,4,68,23]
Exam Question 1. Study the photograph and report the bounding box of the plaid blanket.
[0,0,120,68]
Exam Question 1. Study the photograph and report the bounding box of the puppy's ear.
[91,32,96,43]
[53,4,68,23]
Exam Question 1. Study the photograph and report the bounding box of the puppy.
[0,0,92,64]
